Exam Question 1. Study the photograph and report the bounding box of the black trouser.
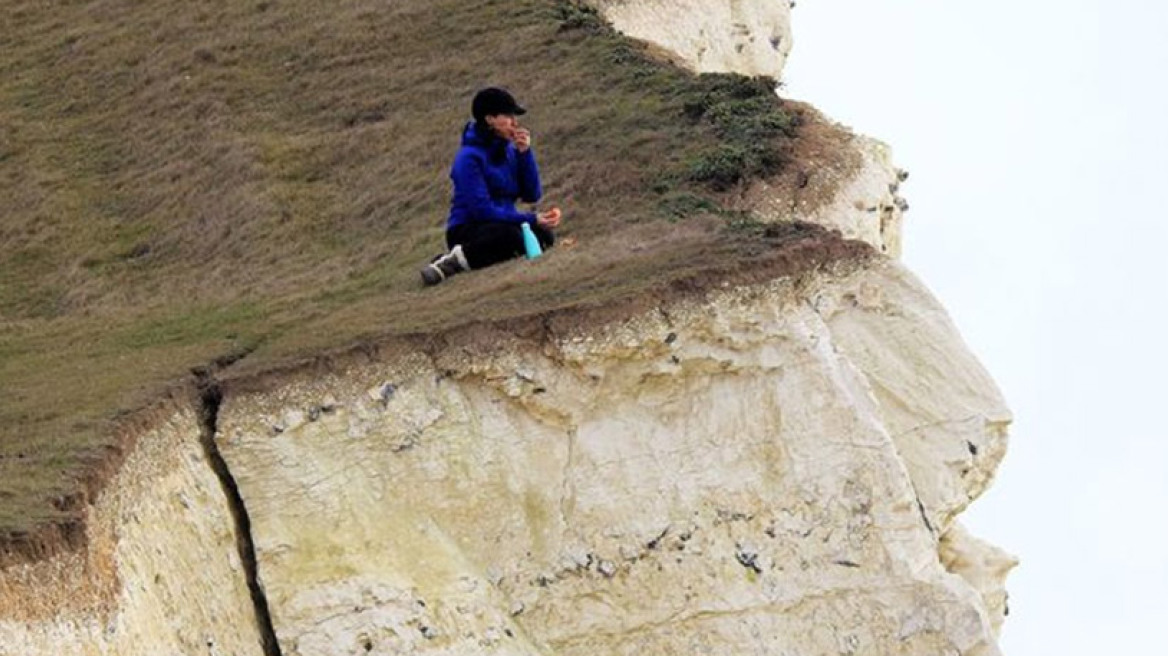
[447,221,555,270]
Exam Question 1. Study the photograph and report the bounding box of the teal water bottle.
[521,222,543,259]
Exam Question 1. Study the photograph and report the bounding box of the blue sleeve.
[517,149,542,204]
[451,152,536,224]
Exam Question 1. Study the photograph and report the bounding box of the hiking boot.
[420,245,470,286]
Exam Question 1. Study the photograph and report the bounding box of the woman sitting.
[421,87,562,285]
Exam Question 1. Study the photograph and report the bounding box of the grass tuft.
[680,74,797,190]
[554,1,608,33]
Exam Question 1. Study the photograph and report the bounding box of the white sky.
[784,1,1167,653]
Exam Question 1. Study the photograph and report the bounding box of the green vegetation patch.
[552,2,796,194]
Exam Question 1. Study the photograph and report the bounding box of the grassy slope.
[0,1,847,543]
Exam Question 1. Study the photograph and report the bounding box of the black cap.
[472,87,527,122]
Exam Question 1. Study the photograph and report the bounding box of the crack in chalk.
[560,427,577,530]
[193,366,283,656]
[915,496,936,537]
[889,414,983,441]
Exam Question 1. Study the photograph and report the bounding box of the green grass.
[0,0,855,548]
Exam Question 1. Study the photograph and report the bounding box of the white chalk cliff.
[590,0,794,79]
[0,3,1015,655]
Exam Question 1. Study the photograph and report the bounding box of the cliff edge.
[0,2,1014,654]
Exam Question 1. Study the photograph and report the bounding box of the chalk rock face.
[215,259,1010,656]
[0,409,262,656]
[586,0,793,79]
[749,133,910,257]
[940,523,1018,635]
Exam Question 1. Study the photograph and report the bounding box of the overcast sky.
[784,1,1167,653]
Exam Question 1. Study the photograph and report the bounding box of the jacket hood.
[462,121,509,161]
[461,121,500,148]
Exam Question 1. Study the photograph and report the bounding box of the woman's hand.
[537,207,561,229]
[513,127,532,153]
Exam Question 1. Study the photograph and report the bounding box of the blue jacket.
[447,121,542,229]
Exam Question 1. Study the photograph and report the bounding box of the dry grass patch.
[0,0,861,554]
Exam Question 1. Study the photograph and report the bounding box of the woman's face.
[485,113,518,140]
